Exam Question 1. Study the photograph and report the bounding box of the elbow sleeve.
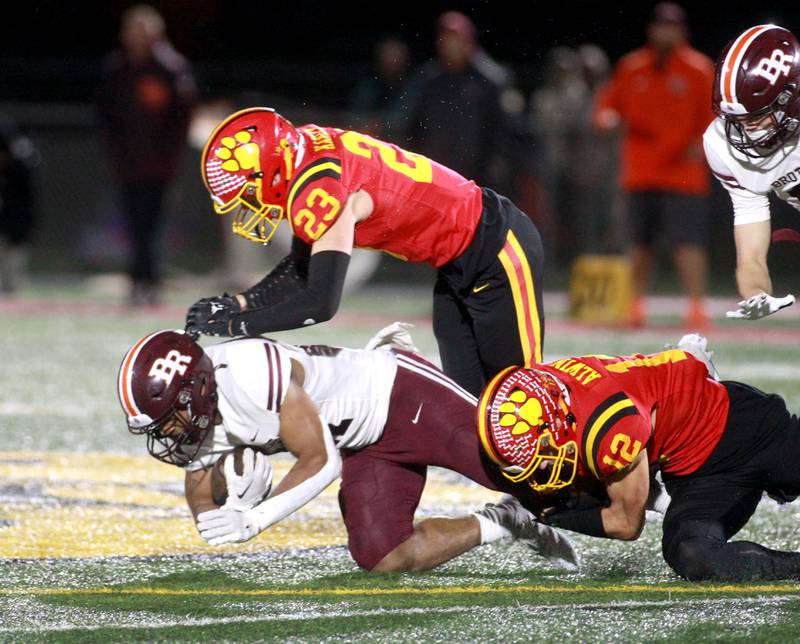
[232,250,350,335]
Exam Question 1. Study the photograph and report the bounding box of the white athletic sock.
[472,512,512,544]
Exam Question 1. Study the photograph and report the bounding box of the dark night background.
[3,1,798,104]
[2,1,799,286]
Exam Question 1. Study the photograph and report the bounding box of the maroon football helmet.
[713,25,800,157]
[117,330,217,466]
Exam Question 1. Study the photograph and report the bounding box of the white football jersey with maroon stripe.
[185,338,397,470]
[703,117,800,224]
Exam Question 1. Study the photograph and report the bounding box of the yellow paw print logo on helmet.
[215,130,261,174]
[498,389,544,436]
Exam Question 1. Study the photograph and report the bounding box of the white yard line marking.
[0,596,793,634]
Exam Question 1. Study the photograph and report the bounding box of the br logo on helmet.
[753,49,795,85]
[149,350,192,386]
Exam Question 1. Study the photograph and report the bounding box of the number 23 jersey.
[286,125,483,267]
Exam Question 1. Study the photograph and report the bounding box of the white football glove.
[673,333,720,381]
[364,321,419,352]
[726,292,795,320]
[222,448,272,511]
[197,506,259,545]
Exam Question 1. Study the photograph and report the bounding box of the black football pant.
[661,381,800,581]
[433,207,545,397]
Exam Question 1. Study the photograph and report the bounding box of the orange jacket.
[594,44,714,195]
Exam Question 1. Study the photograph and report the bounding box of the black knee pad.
[662,520,726,581]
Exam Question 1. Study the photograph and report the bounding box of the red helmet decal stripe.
[205,157,247,199]
[118,330,168,418]
[722,24,775,105]
[477,366,518,466]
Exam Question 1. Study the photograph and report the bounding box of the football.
[210,446,271,506]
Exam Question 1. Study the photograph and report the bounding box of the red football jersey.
[539,350,729,479]
[285,125,483,267]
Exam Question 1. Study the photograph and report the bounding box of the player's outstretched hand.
[725,292,795,320]
[185,294,241,336]
[197,507,259,545]
[222,449,272,511]
[364,321,418,351]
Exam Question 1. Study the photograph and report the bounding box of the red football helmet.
[478,366,578,492]
[713,25,800,157]
[201,107,301,244]
[117,330,218,466]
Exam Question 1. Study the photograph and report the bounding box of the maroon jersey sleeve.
[580,391,650,479]
[286,156,349,243]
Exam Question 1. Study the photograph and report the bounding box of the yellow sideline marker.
[2,584,799,597]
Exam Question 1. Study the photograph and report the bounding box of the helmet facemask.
[721,86,800,158]
[502,428,579,492]
[211,171,285,245]
[127,374,217,467]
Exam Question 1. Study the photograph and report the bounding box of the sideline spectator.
[0,112,39,293]
[350,36,411,142]
[594,3,714,327]
[573,44,622,254]
[529,46,590,264]
[96,4,196,305]
[404,11,517,192]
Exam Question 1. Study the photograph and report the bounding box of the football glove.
[221,448,273,511]
[726,292,795,320]
[197,506,259,545]
[670,333,720,381]
[364,321,419,352]
[185,294,241,336]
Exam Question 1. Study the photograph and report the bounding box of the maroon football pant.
[338,350,535,570]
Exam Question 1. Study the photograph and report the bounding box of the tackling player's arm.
[195,360,342,545]
[599,450,649,540]
[185,170,373,337]
[544,451,648,541]
[233,190,374,333]
[545,393,650,539]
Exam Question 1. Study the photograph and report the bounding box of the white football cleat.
[475,495,581,570]
[675,333,720,381]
